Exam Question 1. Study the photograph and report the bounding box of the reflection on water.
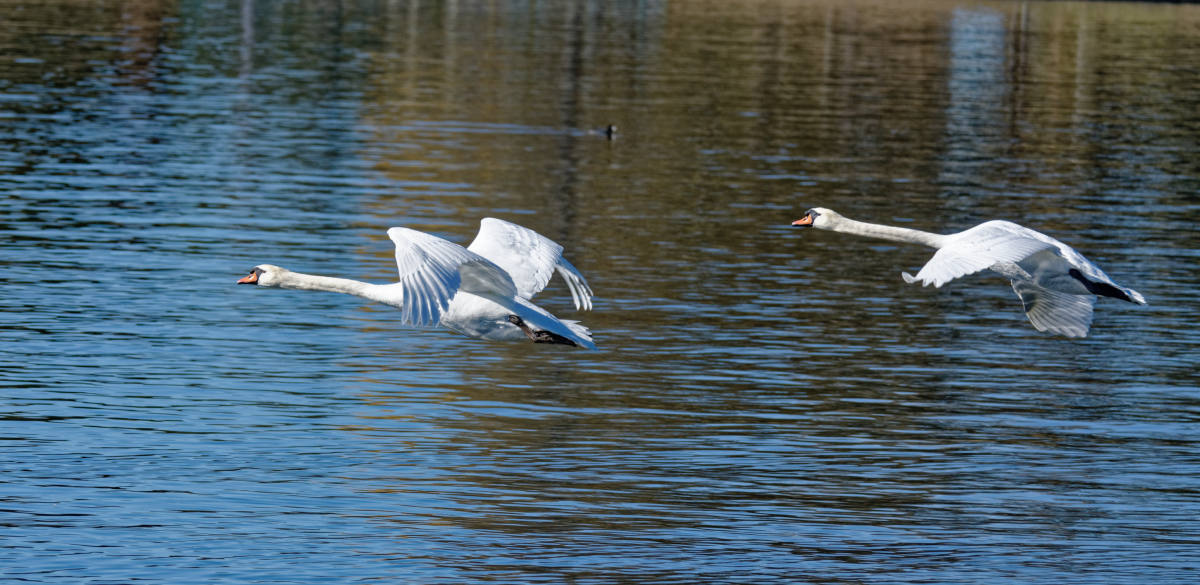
[3,0,1199,582]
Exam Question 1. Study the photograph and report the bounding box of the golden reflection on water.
[354,0,1197,237]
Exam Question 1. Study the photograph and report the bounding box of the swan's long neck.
[269,269,410,313]
[824,216,946,248]
[277,271,386,301]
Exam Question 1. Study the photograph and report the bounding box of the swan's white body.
[238,218,596,349]
[792,208,1145,337]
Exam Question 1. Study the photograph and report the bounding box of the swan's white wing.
[553,256,593,311]
[387,227,518,327]
[1011,280,1095,338]
[904,221,1057,288]
[467,218,593,310]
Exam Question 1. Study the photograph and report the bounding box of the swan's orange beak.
[791,215,814,227]
[236,272,259,284]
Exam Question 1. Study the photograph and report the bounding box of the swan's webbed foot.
[506,315,578,347]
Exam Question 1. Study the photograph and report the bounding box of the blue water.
[3,0,1199,583]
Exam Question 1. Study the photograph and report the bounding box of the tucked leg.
[507,315,578,346]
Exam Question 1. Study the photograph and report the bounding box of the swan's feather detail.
[908,221,1056,288]
[467,218,593,310]
[553,256,593,311]
[387,227,517,327]
[1011,280,1095,338]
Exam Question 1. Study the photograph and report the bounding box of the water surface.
[3,0,1199,583]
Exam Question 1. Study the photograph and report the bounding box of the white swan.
[792,207,1146,337]
[237,218,596,349]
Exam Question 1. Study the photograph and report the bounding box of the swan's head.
[236,264,289,287]
[791,207,841,229]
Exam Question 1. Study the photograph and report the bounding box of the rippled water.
[3,0,1199,582]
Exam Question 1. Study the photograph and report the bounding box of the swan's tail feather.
[901,272,921,285]
[559,319,595,348]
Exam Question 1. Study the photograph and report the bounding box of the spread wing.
[387,227,518,327]
[903,221,1058,288]
[1011,279,1095,338]
[466,218,593,310]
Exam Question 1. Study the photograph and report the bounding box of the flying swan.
[237,218,596,349]
[791,207,1146,337]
